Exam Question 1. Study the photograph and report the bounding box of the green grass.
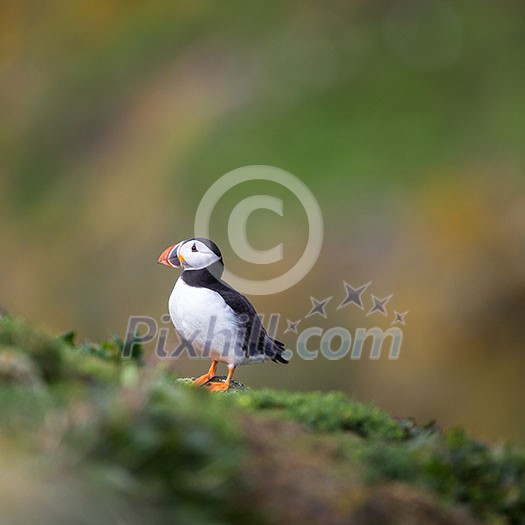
[1,313,525,524]
[235,389,404,440]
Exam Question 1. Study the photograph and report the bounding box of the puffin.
[158,237,288,391]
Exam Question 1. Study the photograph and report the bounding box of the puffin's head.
[158,237,223,272]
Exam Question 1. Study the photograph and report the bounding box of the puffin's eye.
[191,244,197,252]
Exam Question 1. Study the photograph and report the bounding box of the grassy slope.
[0,314,524,525]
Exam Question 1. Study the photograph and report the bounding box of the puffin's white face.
[158,238,222,271]
[177,239,221,270]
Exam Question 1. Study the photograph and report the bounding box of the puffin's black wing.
[206,281,289,364]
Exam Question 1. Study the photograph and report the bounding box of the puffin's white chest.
[168,278,243,363]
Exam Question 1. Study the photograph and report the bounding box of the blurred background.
[1,0,524,443]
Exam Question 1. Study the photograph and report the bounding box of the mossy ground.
[1,314,524,525]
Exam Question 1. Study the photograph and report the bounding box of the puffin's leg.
[206,365,236,392]
[193,360,218,386]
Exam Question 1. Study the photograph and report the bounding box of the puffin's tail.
[267,337,289,364]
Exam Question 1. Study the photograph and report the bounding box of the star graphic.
[392,311,409,326]
[306,296,332,318]
[337,281,372,310]
[366,294,393,316]
[284,319,301,334]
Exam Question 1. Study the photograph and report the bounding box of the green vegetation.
[1,314,524,524]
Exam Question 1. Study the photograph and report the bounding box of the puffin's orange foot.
[192,361,218,387]
[192,373,213,387]
[205,381,231,392]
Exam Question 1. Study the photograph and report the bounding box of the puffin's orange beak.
[158,243,181,268]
